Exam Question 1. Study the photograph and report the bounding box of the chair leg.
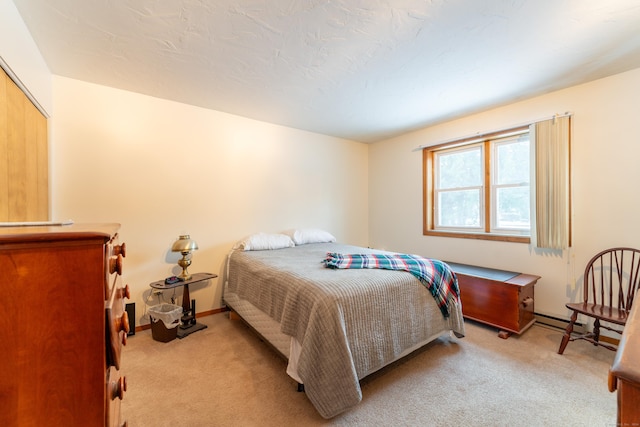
[558,311,578,354]
[593,318,600,346]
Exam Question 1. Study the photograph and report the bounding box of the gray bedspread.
[225,243,465,418]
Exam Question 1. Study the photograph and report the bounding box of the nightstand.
[149,272,217,338]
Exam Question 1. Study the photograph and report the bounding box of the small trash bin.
[148,303,182,342]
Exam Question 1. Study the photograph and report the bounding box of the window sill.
[423,230,530,244]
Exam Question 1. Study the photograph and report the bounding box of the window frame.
[423,125,531,243]
[490,135,532,235]
[433,143,485,233]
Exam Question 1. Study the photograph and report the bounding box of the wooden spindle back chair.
[558,247,640,354]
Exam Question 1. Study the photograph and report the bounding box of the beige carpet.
[120,313,617,426]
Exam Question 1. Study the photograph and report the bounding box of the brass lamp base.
[177,252,192,281]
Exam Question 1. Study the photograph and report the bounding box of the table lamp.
[171,234,198,280]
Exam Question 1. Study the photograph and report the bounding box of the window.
[433,144,484,230]
[491,135,531,233]
[423,126,531,243]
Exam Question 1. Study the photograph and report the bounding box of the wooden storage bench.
[446,262,539,339]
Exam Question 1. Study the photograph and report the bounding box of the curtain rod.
[412,111,572,152]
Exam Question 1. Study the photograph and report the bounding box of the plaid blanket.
[323,253,460,318]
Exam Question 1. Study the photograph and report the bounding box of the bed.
[223,232,465,419]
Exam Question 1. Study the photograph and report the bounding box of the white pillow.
[284,228,336,245]
[233,233,295,251]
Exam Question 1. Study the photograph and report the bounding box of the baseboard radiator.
[535,312,621,346]
[534,312,585,333]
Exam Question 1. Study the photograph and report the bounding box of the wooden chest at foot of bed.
[446,262,539,338]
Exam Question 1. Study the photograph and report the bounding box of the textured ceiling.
[11,0,640,142]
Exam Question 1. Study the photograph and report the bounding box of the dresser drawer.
[106,271,130,369]
[106,366,127,427]
[105,235,126,299]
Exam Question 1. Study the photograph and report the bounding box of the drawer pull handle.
[521,297,534,308]
[109,254,124,275]
[121,310,130,333]
[119,284,131,300]
[113,242,126,257]
[110,376,127,401]
[119,310,130,339]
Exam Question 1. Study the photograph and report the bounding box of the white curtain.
[530,116,571,250]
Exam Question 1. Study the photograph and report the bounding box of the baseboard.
[132,309,620,347]
[534,312,584,333]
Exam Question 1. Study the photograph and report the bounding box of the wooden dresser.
[609,297,640,425]
[0,223,130,427]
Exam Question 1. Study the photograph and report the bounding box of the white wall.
[369,67,640,320]
[50,76,369,325]
[7,0,640,325]
[0,0,52,116]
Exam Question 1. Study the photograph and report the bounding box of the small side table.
[149,272,217,338]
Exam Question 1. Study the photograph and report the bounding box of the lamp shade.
[171,235,198,253]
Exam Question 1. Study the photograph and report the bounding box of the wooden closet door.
[0,68,48,221]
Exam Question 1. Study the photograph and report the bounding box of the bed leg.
[297,383,304,392]
[229,310,241,321]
